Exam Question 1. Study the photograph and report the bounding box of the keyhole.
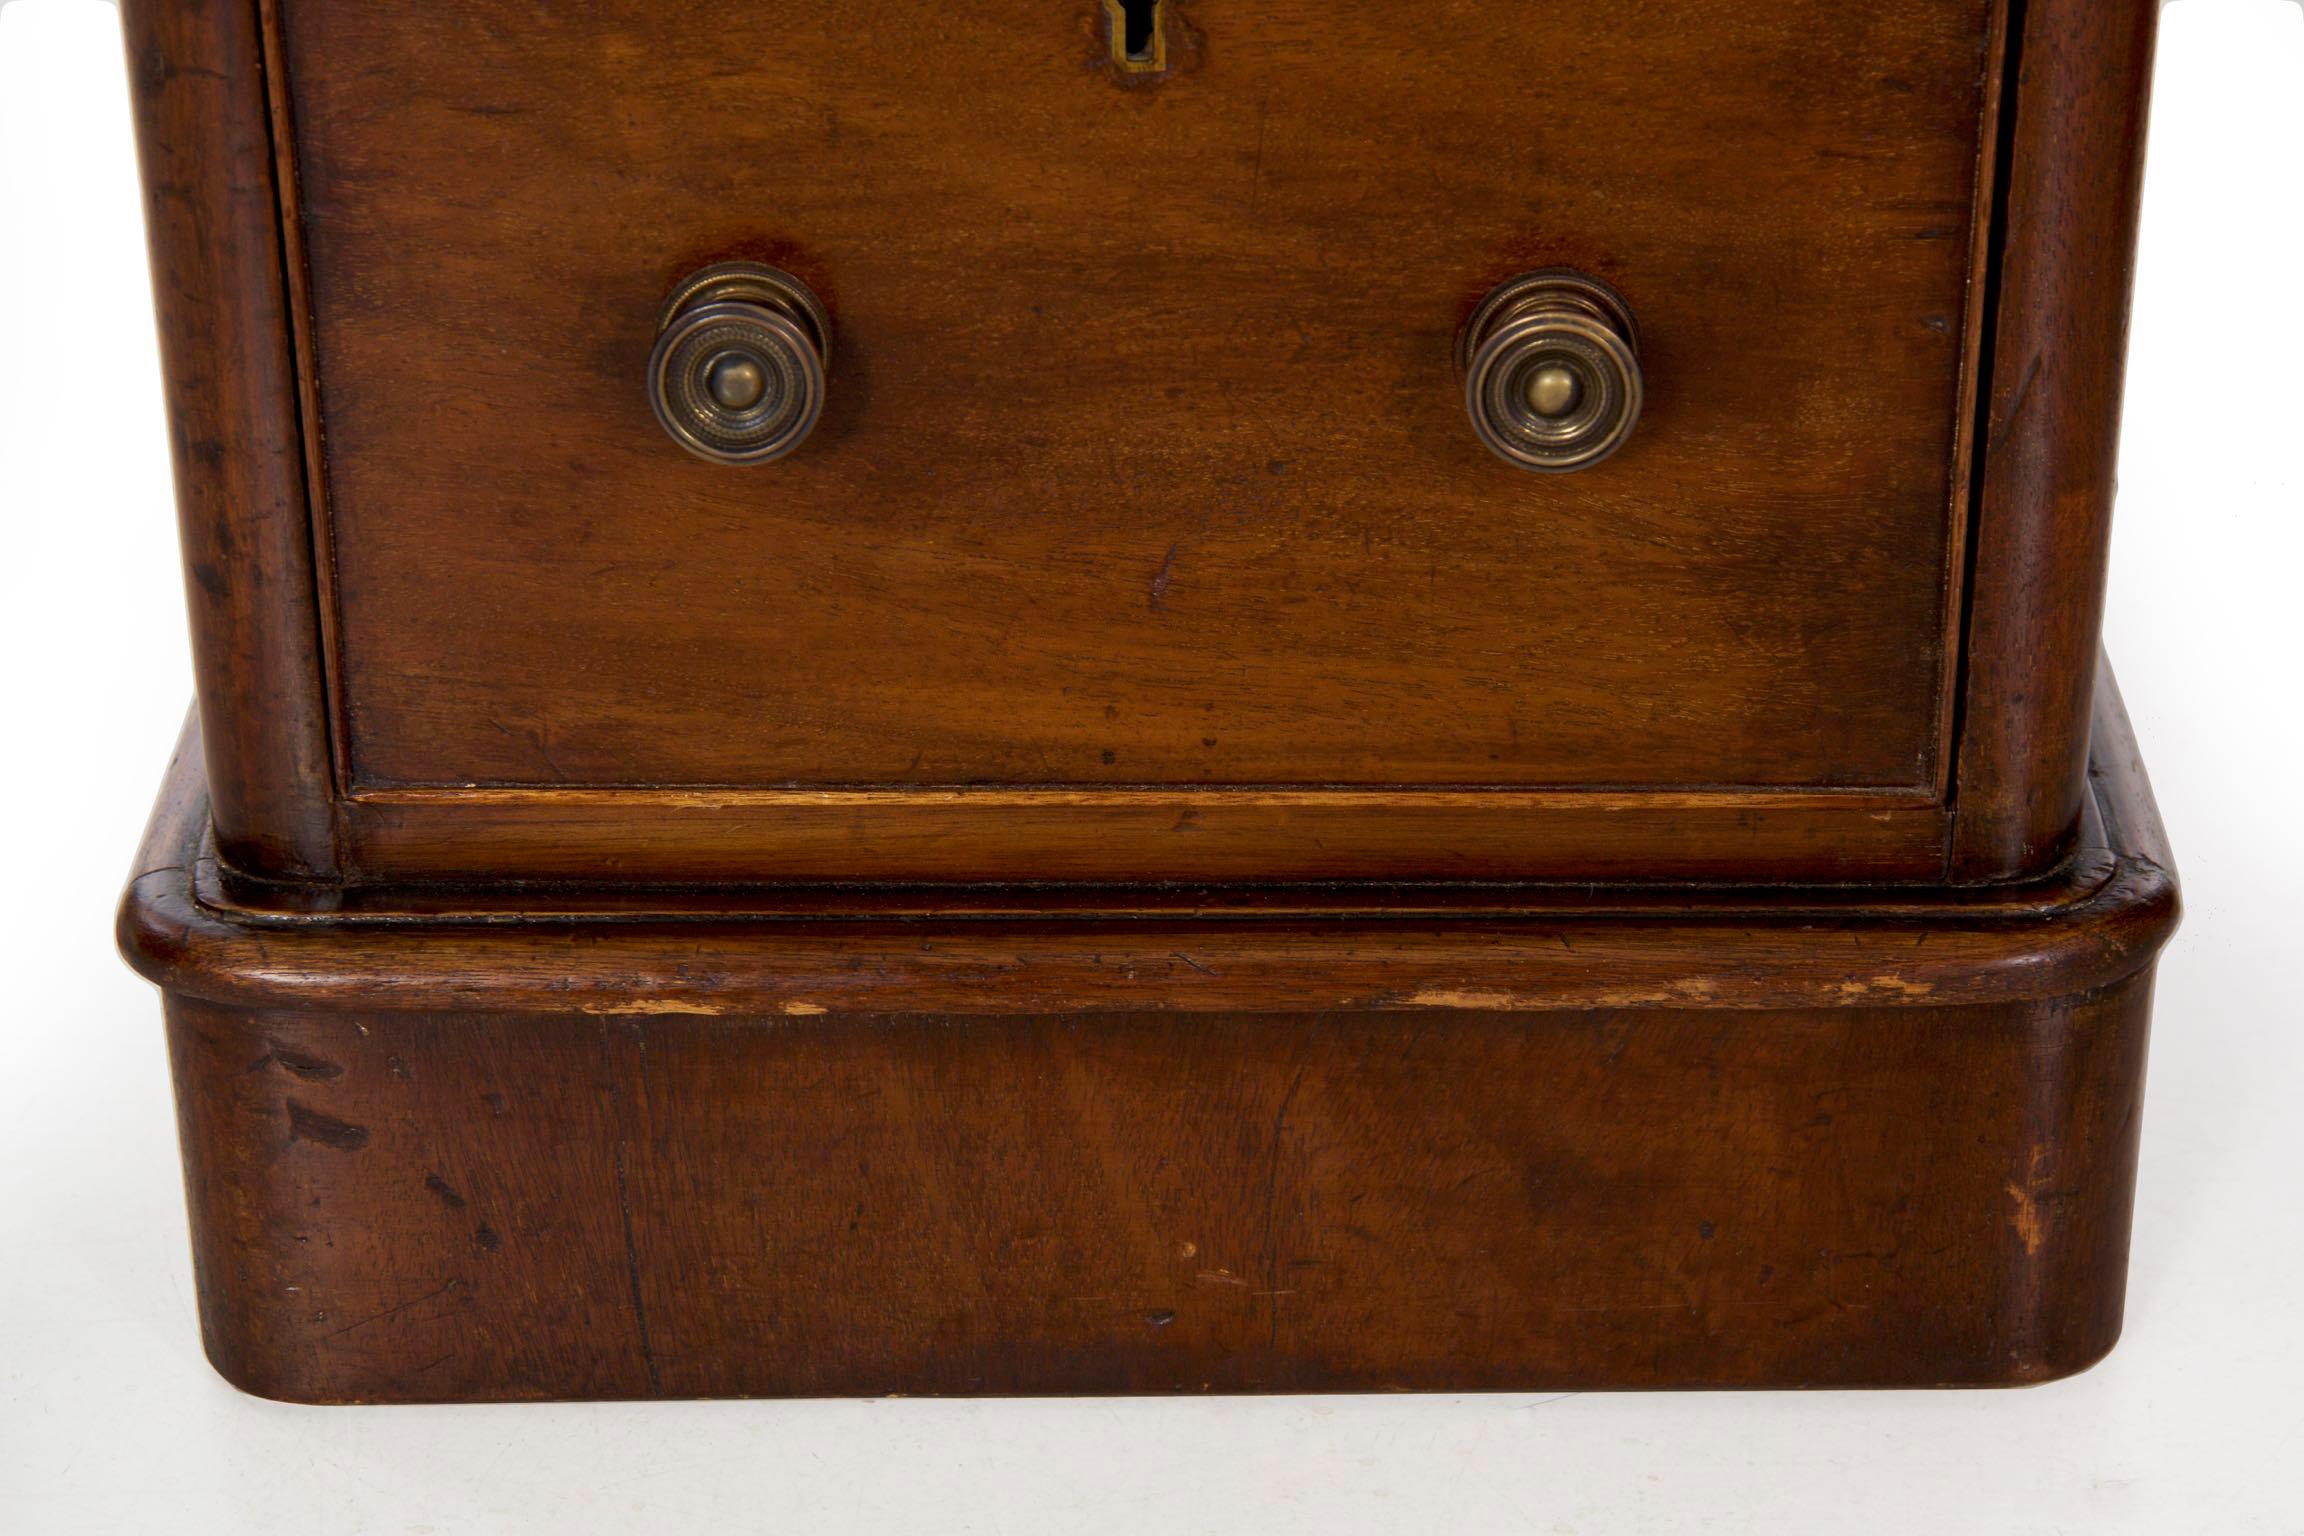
[1120,0,1157,59]
[1106,0,1165,71]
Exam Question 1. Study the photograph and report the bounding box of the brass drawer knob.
[648,261,831,464]
[1458,270,1642,473]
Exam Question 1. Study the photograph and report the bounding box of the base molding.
[122,672,2177,1402]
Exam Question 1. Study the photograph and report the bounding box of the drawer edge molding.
[119,664,2176,1018]
[1951,0,2163,879]
[121,0,339,878]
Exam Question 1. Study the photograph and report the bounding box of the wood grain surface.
[279,3,1994,789]
[114,0,2178,1404]
[163,975,2158,1401]
[126,665,2172,1019]
[1951,0,2163,877]
[120,0,2166,884]
[129,668,2173,1401]
[121,0,339,877]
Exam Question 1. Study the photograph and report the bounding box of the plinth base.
[120,677,2177,1402]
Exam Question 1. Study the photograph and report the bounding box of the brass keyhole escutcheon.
[648,261,832,465]
[1458,270,1643,473]
[1104,0,1166,72]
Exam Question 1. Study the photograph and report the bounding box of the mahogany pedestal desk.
[117,0,2178,1400]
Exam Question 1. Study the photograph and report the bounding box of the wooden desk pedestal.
[115,0,2174,1400]
[122,672,2175,1401]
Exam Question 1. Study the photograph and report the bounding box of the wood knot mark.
[285,1099,370,1153]
[248,1044,345,1081]
[424,1172,468,1209]
[1149,541,1179,610]
[1988,353,2044,457]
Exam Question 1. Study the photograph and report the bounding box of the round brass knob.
[648,261,831,464]
[1457,269,1642,473]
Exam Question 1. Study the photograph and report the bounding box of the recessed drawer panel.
[269,0,2005,878]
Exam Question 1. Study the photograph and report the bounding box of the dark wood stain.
[119,0,2163,886]
[123,671,2177,1400]
[115,0,2174,1401]
[121,0,339,878]
[1950,0,2163,878]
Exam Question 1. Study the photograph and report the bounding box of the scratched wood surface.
[115,0,2178,1406]
[121,0,2167,884]
[127,667,2178,1400]
[127,667,2177,1018]
[164,976,2155,1401]
[1950,0,2163,876]
[280,0,1994,794]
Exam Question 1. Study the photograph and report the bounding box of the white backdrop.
[3,2,2299,1531]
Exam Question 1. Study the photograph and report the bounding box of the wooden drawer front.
[271,0,2004,879]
